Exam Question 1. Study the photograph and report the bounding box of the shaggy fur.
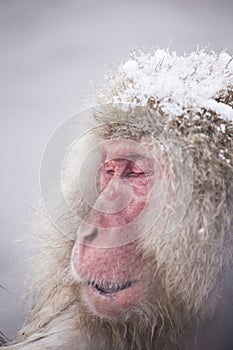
[0,333,8,347]
[2,50,233,350]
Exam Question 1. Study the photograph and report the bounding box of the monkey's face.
[71,139,161,317]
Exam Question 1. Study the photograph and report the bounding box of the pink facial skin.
[72,140,158,317]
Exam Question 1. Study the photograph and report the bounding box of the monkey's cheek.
[82,283,144,317]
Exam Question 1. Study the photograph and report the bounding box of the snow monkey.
[2,50,233,350]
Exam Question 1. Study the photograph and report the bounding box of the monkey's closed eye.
[105,170,115,175]
[124,172,145,178]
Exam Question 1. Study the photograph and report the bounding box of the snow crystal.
[220,124,226,133]
[198,227,205,235]
[102,49,233,123]
[121,59,139,75]
[219,149,230,164]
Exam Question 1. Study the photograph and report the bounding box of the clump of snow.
[100,49,233,122]
[219,149,230,163]
[121,59,139,75]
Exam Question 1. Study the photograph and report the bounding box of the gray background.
[0,0,232,339]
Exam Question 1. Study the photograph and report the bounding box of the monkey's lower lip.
[87,280,135,295]
[83,278,144,316]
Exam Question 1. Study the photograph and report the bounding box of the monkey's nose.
[84,228,98,245]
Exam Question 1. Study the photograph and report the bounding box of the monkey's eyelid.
[124,172,145,178]
[124,170,155,178]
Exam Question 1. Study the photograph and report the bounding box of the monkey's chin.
[82,281,144,317]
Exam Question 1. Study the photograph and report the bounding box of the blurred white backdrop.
[0,0,232,339]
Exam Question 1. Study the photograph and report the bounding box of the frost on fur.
[97,49,233,122]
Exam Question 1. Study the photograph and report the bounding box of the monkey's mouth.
[83,278,143,316]
[87,280,135,295]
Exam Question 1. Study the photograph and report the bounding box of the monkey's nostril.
[84,228,98,245]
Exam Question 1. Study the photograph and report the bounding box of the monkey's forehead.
[100,139,157,167]
[89,103,233,170]
[95,49,233,124]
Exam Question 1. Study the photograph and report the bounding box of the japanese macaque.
[2,50,233,350]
